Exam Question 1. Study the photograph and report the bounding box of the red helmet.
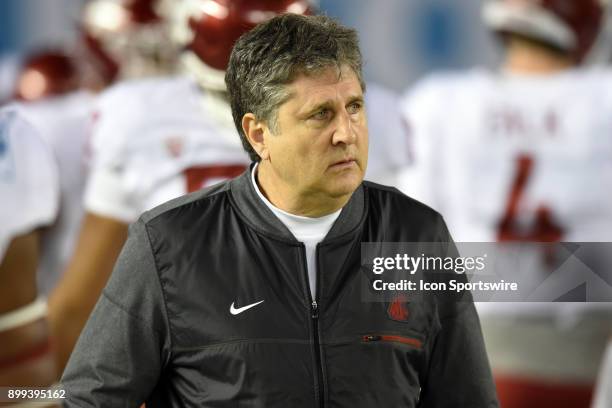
[81,0,178,88]
[483,0,607,62]
[170,0,312,90]
[14,51,82,102]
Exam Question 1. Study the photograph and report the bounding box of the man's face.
[262,65,368,202]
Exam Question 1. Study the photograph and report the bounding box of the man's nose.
[332,110,356,145]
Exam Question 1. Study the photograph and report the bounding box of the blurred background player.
[11,0,178,298]
[4,0,179,375]
[0,107,59,387]
[397,0,612,407]
[12,51,96,299]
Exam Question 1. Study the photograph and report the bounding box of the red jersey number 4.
[497,154,564,243]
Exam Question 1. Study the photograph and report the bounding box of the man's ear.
[242,113,269,160]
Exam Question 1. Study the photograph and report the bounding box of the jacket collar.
[229,163,366,243]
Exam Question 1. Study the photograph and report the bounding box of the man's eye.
[347,102,362,114]
[312,110,329,120]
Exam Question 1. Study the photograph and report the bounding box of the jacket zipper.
[311,299,324,408]
[362,334,423,349]
[300,244,325,408]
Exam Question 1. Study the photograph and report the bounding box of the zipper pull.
[363,335,381,342]
[311,300,319,319]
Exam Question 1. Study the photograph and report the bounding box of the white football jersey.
[397,67,612,317]
[363,83,411,185]
[17,91,96,294]
[397,67,612,382]
[85,76,250,223]
[398,67,612,243]
[0,106,59,261]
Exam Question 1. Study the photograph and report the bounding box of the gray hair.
[225,13,365,162]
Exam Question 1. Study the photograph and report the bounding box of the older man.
[60,14,497,407]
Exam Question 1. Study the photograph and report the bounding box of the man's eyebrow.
[347,94,365,104]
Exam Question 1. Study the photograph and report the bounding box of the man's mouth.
[330,158,357,169]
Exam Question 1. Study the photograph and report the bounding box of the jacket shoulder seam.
[141,219,174,363]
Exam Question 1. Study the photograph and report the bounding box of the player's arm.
[0,231,58,387]
[0,232,39,314]
[47,213,128,372]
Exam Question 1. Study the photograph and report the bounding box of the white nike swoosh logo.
[230,300,264,315]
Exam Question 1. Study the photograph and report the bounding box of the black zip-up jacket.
[61,169,498,407]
